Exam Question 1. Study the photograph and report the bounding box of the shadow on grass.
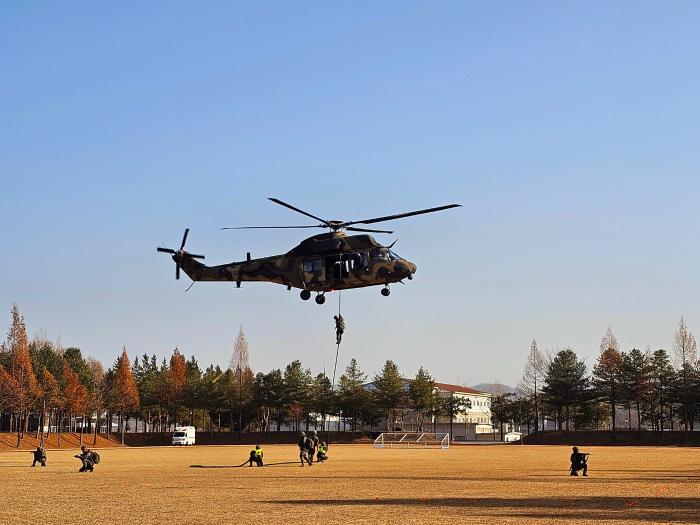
[219,473,699,484]
[269,496,699,522]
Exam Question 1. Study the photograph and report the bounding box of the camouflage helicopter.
[157,198,460,304]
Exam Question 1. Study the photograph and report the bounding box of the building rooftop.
[364,378,490,396]
[432,382,491,396]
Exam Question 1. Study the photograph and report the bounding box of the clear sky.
[2,2,699,387]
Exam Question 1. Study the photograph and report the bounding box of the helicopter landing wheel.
[381,286,390,297]
[315,293,326,305]
[300,290,311,301]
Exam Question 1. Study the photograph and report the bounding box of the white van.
[504,431,522,443]
[172,426,196,446]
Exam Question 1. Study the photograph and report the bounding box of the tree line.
[0,305,461,446]
[507,321,700,441]
[3,303,698,446]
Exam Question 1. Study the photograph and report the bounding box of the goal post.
[374,432,449,449]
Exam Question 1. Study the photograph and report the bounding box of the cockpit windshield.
[370,248,401,262]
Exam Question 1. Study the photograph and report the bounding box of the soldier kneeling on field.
[569,446,589,477]
[31,446,47,467]
[75,445,100,472]
[316,442,328,463]
[248,444,264,467]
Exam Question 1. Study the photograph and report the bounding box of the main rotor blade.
[157,247,176,254]
[345,226,394,234]
[342,204,462,227]
[187,254,205,259]
[180,228,190,250]
[220,225,323,230]
[268,198,330,226]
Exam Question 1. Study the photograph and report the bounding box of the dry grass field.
[1,444,698,524]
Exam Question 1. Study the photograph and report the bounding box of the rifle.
[569,452,591,473]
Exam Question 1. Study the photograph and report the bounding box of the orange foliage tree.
[6,304,40,446]
[62,360,88,442]
[169,348,186,427]
[592,327,624,436]
[38,369,61,442]
[111,347,140,444]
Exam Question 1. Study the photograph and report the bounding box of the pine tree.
[649,349,674,432]
[542,348,588,432]
[408,367,437,432]
[310,372,334,431]
[372,360,405,431]
[283,360,312,431]
[338,358,369,431]
[183,355,202,426]
[111,347,140,444]
[620,349,652,432]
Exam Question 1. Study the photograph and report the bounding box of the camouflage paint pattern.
[174,232,417,292]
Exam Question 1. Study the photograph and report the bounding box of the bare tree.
[229,326,251,437]
[673,316,697,442]
[229,326,250,372]
[519,338,545,432]
[600,326,619,354]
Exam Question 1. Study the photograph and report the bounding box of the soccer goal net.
[374,432,449,449]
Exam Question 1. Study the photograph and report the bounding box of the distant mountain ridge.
[471,383,516,395]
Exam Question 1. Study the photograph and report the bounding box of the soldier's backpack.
[91,451,101,464]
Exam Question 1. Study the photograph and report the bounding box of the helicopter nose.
[395,262,417,278]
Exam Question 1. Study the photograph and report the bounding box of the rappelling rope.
[331,289,342,391]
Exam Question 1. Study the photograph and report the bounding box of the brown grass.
[0,432,121,450]
[1,444,698,524]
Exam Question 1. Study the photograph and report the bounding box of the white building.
[364,379,494,439]
[431,382,494,439]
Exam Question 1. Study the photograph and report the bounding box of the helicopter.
[157,198,460,304]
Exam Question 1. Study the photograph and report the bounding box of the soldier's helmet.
[81,445,86,452]
[572,446,578,452]
[312,430,317,436]
[300,431,306,437]
[334,315,339,320]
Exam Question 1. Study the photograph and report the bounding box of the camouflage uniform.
[32,447,46,467]
[298,433,313,467]
[334,315,345,345]
[569,447,588,476]
[310,431,320,463]
[76,446,95,472]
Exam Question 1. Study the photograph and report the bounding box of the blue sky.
[2,2,699,385]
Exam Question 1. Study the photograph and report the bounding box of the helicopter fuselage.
[175,232,416,295]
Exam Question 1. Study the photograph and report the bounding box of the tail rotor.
[157,228,205,279]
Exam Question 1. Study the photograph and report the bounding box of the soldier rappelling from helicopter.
[334,315,345,345]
